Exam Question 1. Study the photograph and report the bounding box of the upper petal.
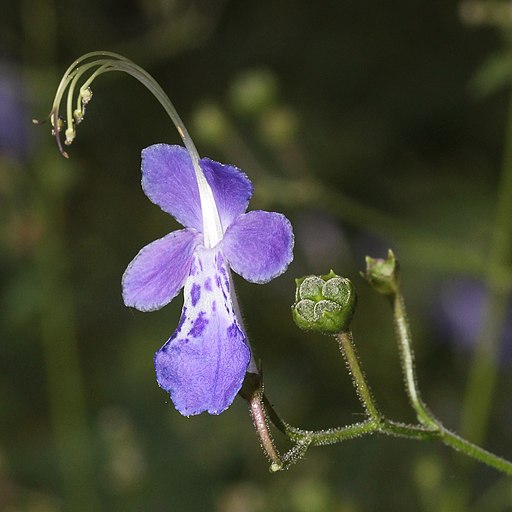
[154,247,251,416]
[122,228,200,312]
[141,145,253,233]
[222,210,294,284]
[200,158,253,232]
[141,144,203,230]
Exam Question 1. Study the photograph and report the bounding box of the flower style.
[122,144,294,416]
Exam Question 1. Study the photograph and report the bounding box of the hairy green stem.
[388,279,512,475]
[259,383,512,474]
[335,331,381,421]
[255,279,512,474]
[390,292,438,429]
[262,387,512,475]
[438,428,512,475]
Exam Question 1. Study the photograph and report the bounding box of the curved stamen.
[37,52,223,248]
[67,62,113,138]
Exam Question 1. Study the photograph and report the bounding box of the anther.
[65,127,76,145]
[73,109,84,124]
[50,116,65,135]
[80,87,93,105]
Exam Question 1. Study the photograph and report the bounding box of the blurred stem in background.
[461,66,512,445]
[22,0,101,510]
[440,34,512,512]
[462,87,512,507]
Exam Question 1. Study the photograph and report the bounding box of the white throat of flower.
[195,172,223,248]
[36,51,224,249]
[180,126,223,248]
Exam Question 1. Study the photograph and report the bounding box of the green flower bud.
[363,249,399,296]
[292,270,357,333]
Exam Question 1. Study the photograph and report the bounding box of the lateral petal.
[222,210,294,284]
[122,228,200,312]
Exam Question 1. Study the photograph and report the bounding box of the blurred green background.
[2,0,512,511]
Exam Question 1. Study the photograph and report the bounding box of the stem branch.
[335,331,381,421]
[391,292,438,429]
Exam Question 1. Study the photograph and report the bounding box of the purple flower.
[122,144,294,416]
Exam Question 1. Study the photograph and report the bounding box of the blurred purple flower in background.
[294,212,350,272]
[436,279,512,363]
[122,144,294,416]
[0,62,29,162]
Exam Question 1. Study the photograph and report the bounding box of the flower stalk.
[390,292,438,429]
[335,330,381,422]
[380,257,512,474]
[248,388,283,472]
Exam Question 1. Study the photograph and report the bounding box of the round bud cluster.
[292,271,357,333]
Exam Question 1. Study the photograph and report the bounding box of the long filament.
[44,52,223,248]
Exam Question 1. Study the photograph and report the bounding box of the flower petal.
[141,144,253,232]
[122,228,200,312]
[141,144,203,230]
[154,247,251,416]
[222,210,294,283]
[201,158,253,231]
